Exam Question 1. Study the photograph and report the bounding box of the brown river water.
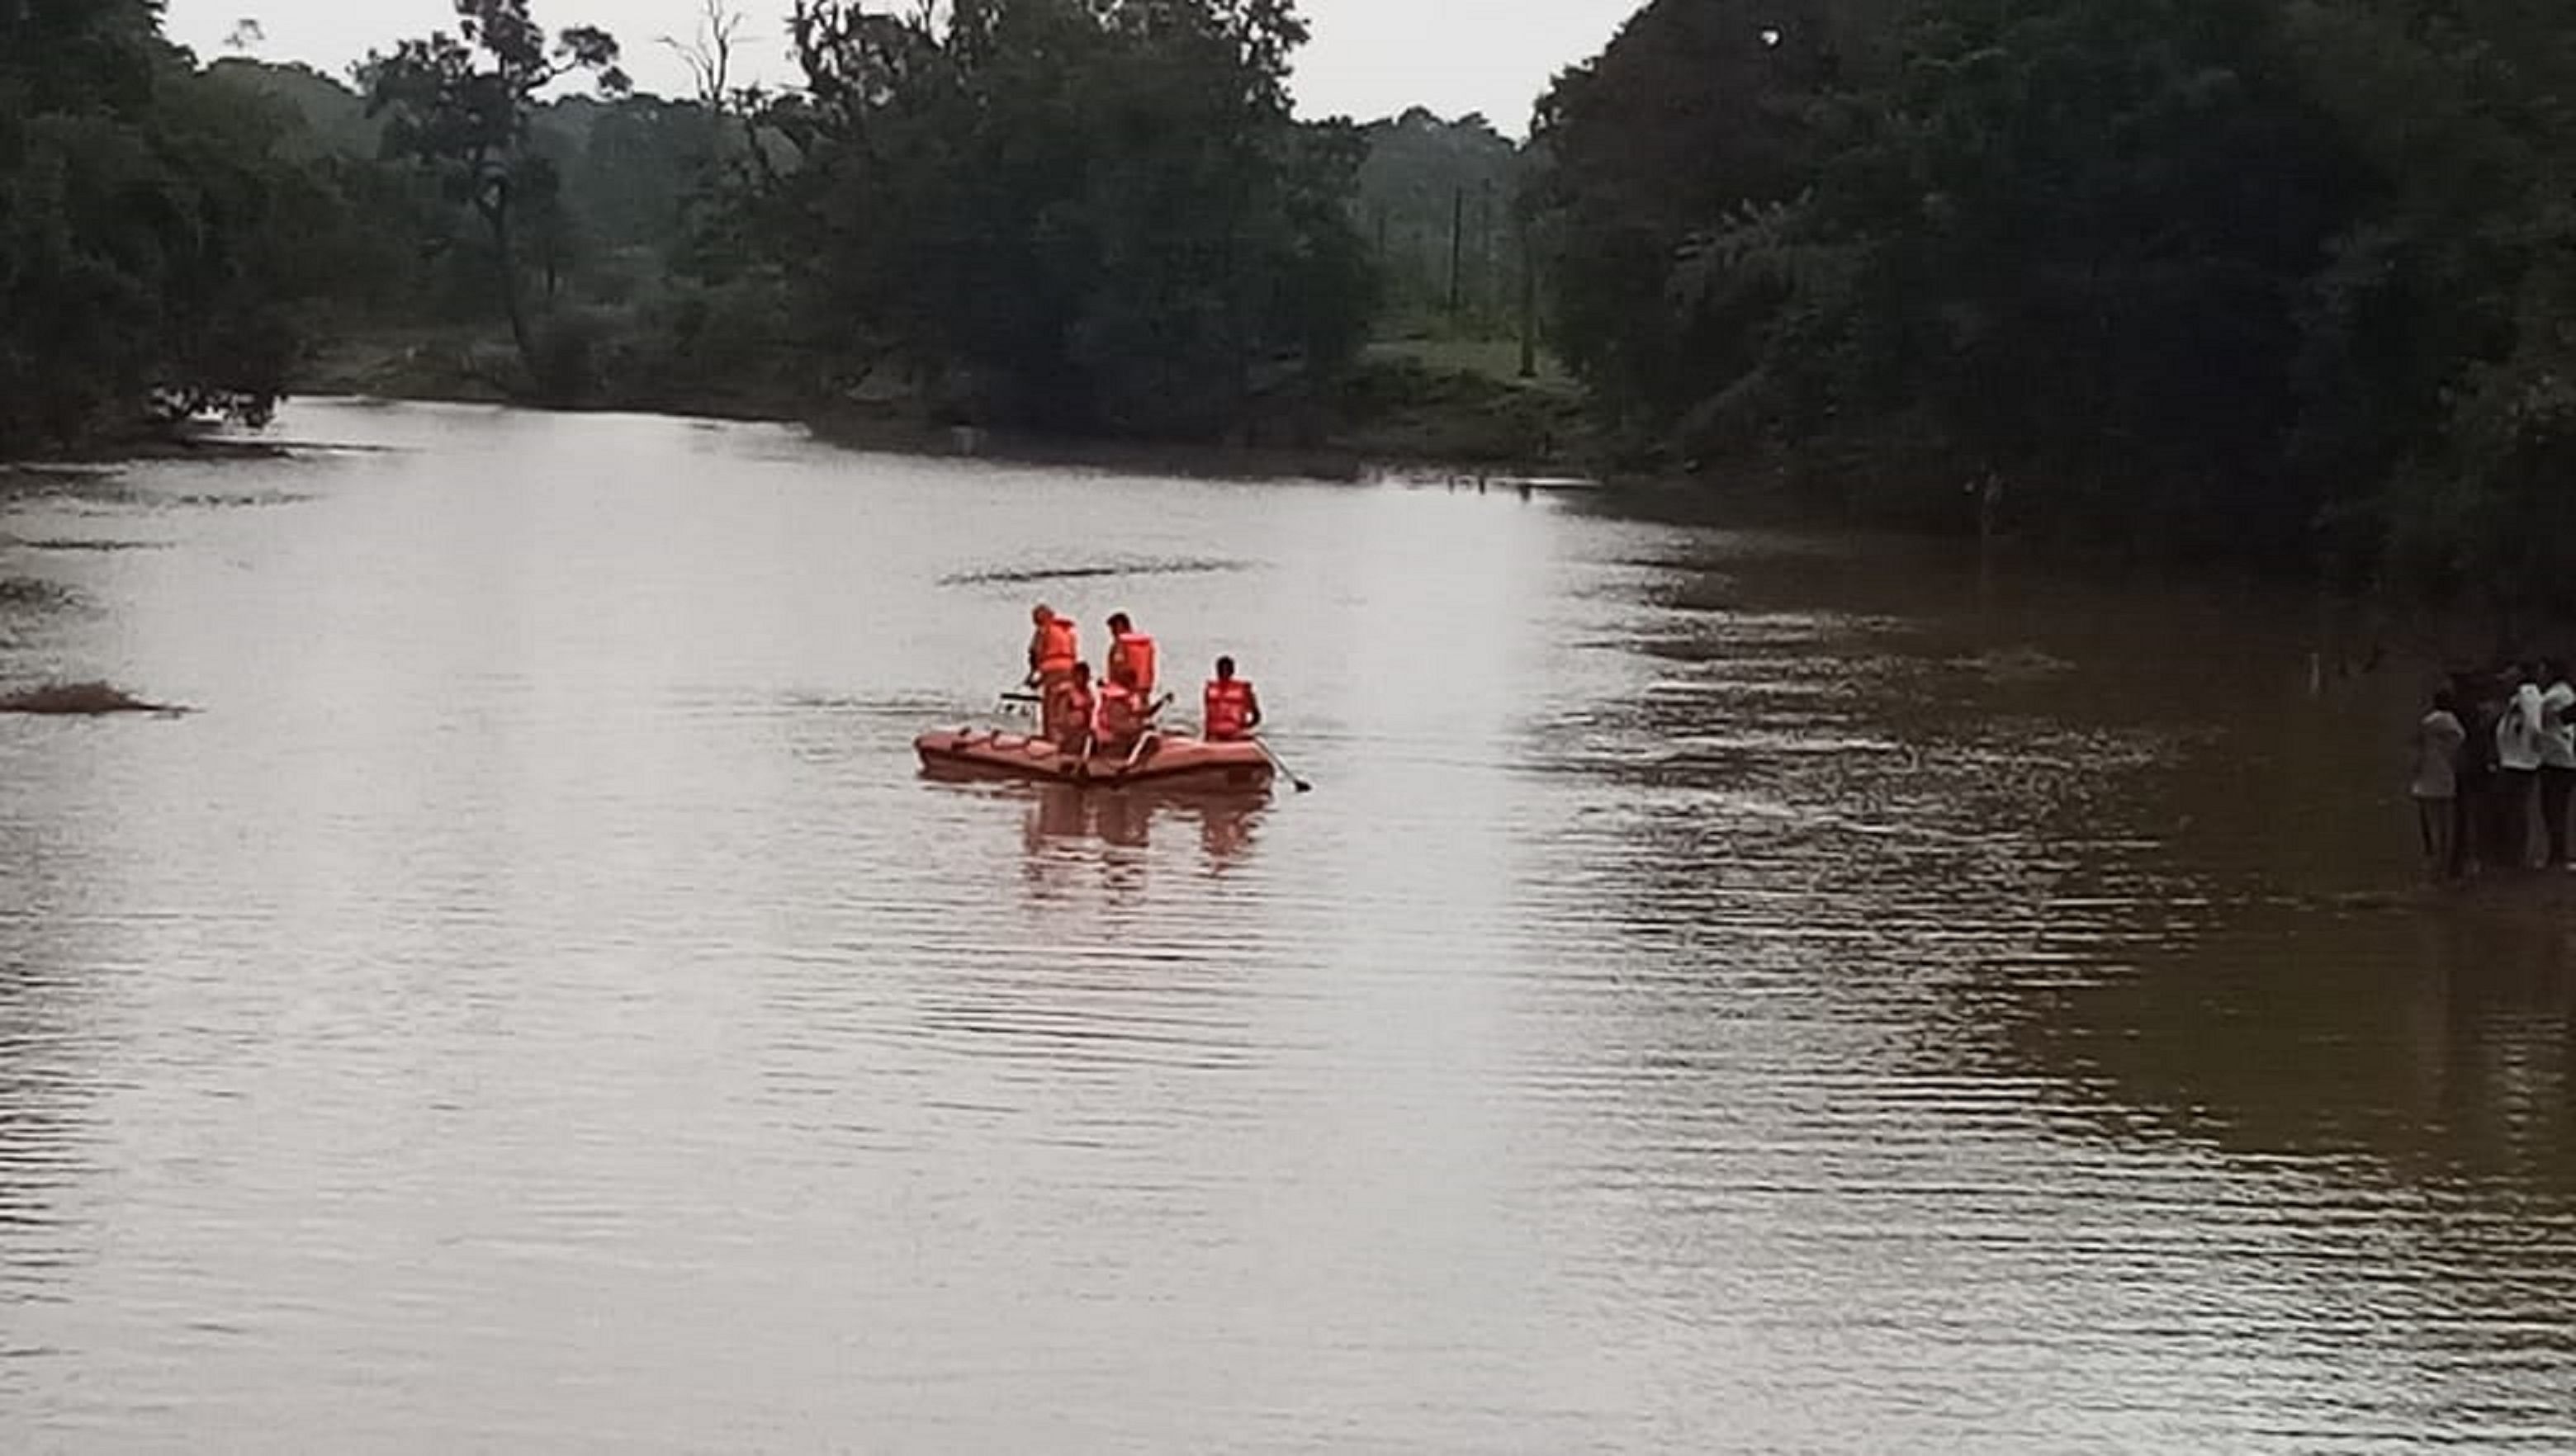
[2,399,2571,1452]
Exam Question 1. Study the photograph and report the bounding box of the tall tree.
[760,0,1374,438]
[1,0,327,449]
[2283,0,2576,616]
[360,0,628,395]
[663,1,749,111]
[1532,0,2368,557]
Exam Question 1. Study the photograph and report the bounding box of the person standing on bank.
[2412,687,2468,882]
[2542,659,2576,867]
[2495,663,2548,869]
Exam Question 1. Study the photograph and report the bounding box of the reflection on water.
[1009,785,1266,905]
[0,400,2569,1451]
[1019,784,1263,861]
[2019,891,2576,1193]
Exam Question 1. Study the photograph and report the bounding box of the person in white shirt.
[2412,687,2468,882]
[2541,659,2576,867]
[2495,663,2548,868]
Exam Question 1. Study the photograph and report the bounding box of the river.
[2,399,2570,1452]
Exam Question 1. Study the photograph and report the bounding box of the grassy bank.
[288,327,1594,479]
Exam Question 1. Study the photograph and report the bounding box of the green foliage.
[1356,109,1525,335]
[2276,0,2576,615]
[37,0,2576,595]
[360,0,631,399]
[1527,0,2576,606]
[0,2,329,449]
[202,59,735,334]
[547,95,723,259]
[754,0,1377,439]
[205,57,385,158]
[1532,2,1873,438]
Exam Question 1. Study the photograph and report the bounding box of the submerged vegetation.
[0,682,185,716]
[11,0,2576,616]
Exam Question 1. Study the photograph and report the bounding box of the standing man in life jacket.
[1106,612,1158,700]
[1202,656,1263,741]
[1028,605,1079,693]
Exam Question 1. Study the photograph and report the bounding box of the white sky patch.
[159,0,1643,131]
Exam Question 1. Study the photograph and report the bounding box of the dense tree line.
[0,1,340,447]
[0,2,705,447]
[212,48,749,401]
[1528,0,2576,611]
[1356,108,1524,337]
[21,0,2576,622]
[2,0,1387,447]
[735,0,1375,437]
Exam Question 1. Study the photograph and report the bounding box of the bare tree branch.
[661,0,748,111]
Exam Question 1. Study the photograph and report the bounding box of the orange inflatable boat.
[916,728,1276,793]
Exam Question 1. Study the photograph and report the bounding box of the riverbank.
[0,420,294,473]
[1,343,2517,676]
[286,328,1594,481]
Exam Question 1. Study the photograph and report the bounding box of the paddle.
[1113,730,1160,782]
[1253,735,1314,794]
[1107,694,1177,783]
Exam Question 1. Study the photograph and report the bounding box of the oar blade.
[1252,737,1314,794]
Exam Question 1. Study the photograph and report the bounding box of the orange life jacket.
[1096,681,1145,744]
[1032,617,1079,676]
[1109,631,1158,697]
[1047,680,1095,745]
[1204,678,1254,740]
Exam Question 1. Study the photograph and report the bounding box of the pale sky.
[163,0,1641,132]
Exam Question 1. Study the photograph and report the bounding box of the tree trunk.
[482,189,537,390]
[1448,187,1465,316]
[1518,217,1538,380]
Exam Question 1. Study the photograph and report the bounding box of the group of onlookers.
[2409,660,2576,879]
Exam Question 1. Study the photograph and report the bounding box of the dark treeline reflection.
[2015,902,2576,1198]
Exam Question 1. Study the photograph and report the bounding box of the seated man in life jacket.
[1044,662,1098,754]
[1092,676,1152,760]
[1201,656,1262,742]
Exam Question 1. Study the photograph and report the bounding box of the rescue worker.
[1202,656,1263,742]
[1027,604,1079,693]
[1045,661,1098,754]
[1106,612,1158,698]
[1094,675,1149,759]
